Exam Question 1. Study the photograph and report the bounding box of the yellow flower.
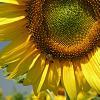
[0,0,100,99]
[5,96,13,100]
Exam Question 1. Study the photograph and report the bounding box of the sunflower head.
[26,0,100,60]
[0,0,100,99]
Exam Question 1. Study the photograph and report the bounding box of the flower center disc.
[27,0,100,60]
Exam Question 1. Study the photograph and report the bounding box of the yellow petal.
[55,60,61,86]
[0,39,32,69]
[0,16,25,25]
[0,40,30,64]
[0,0,28,5]
[0,3,25,18]
[23,55,46,85]
[0,26,27,41]
[36,62,49,93]
[0,35,31,60]
[4,48,31,72]
[0,27,27,41]
[55,96,66,100]
[44,60,61,92]
[92,48,100,77]
[6,46,35,73]
[62,62,77,100]
[30,60,49,94]
[7,60,20,73]
[0,0,19,4]
[7,49,38,79]
[75,65,90,92]
[0,19,28,44]
[81,48,100,94]
[0,17,26,30]
[0,9,25,18]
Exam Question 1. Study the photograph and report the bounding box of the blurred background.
[0,42,32,100]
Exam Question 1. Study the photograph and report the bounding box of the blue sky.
[0,42,32,96]
[0,42,9,50]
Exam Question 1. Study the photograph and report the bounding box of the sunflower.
[0,0,100,99]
